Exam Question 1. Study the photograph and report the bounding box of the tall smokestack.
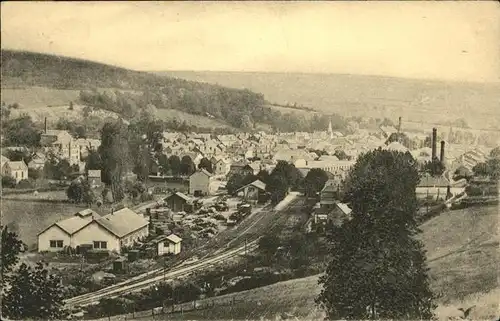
[431,128,437,160]
[398,117,402,133]
[44,117,47,133]
[440,140,445,163]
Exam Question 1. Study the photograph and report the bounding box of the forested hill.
[1,50,345,131]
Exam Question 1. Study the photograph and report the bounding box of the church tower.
[328,119,333,139]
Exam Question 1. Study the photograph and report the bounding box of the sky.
[2,1,499,83]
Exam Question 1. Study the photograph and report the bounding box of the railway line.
[65,194,302,308]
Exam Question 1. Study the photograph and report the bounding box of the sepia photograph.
[0,1,499,320]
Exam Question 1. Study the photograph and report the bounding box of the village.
[2,113,498,305]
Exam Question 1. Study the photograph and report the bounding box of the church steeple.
[328,119,333,139]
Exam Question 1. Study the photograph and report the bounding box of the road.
[65,193,302,308]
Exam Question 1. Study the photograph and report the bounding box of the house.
[314,202,352,227]
[235,179,268,203]
[27,152,46,170]
[416,174,465,200]
[227,161,249,177]
[213,158,231,176]
[189,169,215,196]
[320,176,343,209]
[37,208,149,253]
[154,234,182,256]
[87,170,102,187]
[3,161,28,183]
[165,192,192,212]
[40,129,80,165]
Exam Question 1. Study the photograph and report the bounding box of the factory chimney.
[44,117,48,133]
[440,140,445,163]
[431,128,437,160]
[397,117,402,133]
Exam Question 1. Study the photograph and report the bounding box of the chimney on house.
[431,128,437,160]
[44,117,48,133]
[440,140,445,163]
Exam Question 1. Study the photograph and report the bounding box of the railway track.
[65,241,259,308]
[65,194,302,308]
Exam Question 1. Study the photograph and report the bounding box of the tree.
[67,179,95,205]
[272,160,303,190]
[157,153,169,175]
[99,121,130,202]
[333,150,350,160]
[226,173,246,195]
[317,148,435,320]
[28,168,42,181]
[266,173,289,204]
[168,155,181,177]
[180,155,196,176]
[1,175,17,188]
[422,158,445,177]
[3,115,41,147]
[490,146,500,159]
[198,157,213,173]
[303,168,329,198]
[85,149,102,171]
[2,262,65,320]
[1,226,25,283]
[256,169,270,185]
[258,234,280,263]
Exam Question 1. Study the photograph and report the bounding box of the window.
[50,240,63,248]
[21,171,24,179]
[93,241,107,249]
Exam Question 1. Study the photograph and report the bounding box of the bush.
[1,175,17,188]
[17,178,34,189]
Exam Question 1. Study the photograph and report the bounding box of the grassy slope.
[150,205,499,320]
[0,50,250,129]
[159,71,500,130]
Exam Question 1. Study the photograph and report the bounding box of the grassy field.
[1,86,80,108]
[1,86,232,129]
[154,108,231,129]
[140,204,499,321]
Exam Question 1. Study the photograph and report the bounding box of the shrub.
[17,178,35,189]
[1,175,16,188]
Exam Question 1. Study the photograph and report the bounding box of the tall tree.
[157,153,170,175]
[317,149,435,320]
[198,157,213,173]
[303,168,329,198]
[168,155,181,177]
[1,226,25,284]
[266,173,289,204]
[180,155,196,176]
[99,121,130,202]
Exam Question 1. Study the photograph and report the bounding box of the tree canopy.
[317,148,435,320]
[303,168,329,198]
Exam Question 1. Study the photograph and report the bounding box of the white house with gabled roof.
[37,208,149,253]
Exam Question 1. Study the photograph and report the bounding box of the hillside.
[1,50,342,132]
[146,205,499,321]
[158,71,500,131]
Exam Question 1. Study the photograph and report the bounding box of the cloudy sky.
[2,1,499,82]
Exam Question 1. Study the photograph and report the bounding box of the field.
[154,108,231,129]
[1,190,108,249]
[141,204,499,321]
[1,86,232,130]
[1,86,80,109]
